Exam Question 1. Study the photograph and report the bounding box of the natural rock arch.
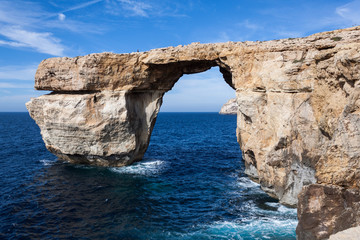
[29,52,235,166]
[27,27,360,239]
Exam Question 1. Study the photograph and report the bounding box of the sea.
[0,112,297,239]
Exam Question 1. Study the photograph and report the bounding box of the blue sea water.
[0,112,297,239]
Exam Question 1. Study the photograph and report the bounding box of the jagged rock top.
[35,26,360,92]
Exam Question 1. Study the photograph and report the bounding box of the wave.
[236,218,298,239]
[278,205,297,215]
[111,159,167,176]
[163,218,297,240]
[185,221,245,240]
[264,202,297,215]
[237,176,260,189]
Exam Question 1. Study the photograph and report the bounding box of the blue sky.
[0,0,359,112]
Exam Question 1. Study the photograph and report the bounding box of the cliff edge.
[27,26,360,239]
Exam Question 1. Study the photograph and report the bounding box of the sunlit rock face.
[27,90,164,166]
[219,98,237,115]
[27,26,360,239]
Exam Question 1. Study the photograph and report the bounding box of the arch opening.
[159,66,235,112]
[146,59,234,92]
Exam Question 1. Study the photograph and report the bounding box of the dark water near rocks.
[0,112,297,239]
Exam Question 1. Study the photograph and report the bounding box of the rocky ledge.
[219,98,237,114]
[27,26,360,239]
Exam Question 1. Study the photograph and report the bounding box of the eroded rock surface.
[219,98,237,115]
[27,90,163,166]
[27,26,360,238]
[297,184,360,239]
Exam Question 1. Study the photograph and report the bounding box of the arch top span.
[34,42,236,92]
[27,26,360,238]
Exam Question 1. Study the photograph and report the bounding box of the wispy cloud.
[222,1,360,43]
[62,0,103,13]
[0,26,64,56]
[0,0,105,56]
[104,0,187,18]
[105,0,151,17]
[120,0,151,17]
[0,1,47,26]
[0,65,37,81]
[0,1,65,56]
[336,0,360,25]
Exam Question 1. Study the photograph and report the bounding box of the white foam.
[265,202,279,208]
[237,176,260,189]
[111,159,166,176]
[180,221,245,240]
[39,159,56,166]
[278,205,297,215]
[183,218,297,240]
[238,218,297,237]
[265,202,297,213]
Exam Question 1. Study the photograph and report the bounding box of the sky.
[0,0,359,112]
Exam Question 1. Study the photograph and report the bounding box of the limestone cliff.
[27,26,360,239]
[219,98,237,114]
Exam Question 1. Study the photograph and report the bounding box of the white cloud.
[105,0,151,17]
[336,0,360,24]
[0,39,27,47]
[0,1,65,56]
[105,0,186,18]
[0,1,47,26]
[120,0,151,17]
[0,26,64,56]
[0,65,37,81]
[58,13,66,21]
[0,0,106,56]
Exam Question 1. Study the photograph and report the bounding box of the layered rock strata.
[219,98,237,114]
[28,91,163,166]
[27,27,360,239]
